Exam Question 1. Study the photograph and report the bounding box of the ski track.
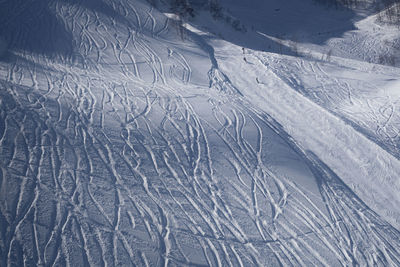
[258,51,400,160]
[1,0,400,266]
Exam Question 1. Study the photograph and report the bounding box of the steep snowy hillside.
[1,0,400,266]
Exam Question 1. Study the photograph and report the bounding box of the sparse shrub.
[170,0,195,18]
[231,19,241,30]
[209,0,223,19]
[376,1,400,25]
[378,53,396,66]
[168,15,187,40]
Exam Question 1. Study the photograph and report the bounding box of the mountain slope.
[1,0,400,266]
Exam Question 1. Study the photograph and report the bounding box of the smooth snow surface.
[0,37,6,58]
[1,0,400,266]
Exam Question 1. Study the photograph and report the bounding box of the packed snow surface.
[1,0,400,266]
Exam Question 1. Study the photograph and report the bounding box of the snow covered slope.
[1,0,400,266]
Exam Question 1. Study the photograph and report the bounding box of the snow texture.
[0,37,6,58]
[1,0,400,266]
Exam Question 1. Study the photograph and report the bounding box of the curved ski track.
[1,1,400,266]
[259,52,400,160]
